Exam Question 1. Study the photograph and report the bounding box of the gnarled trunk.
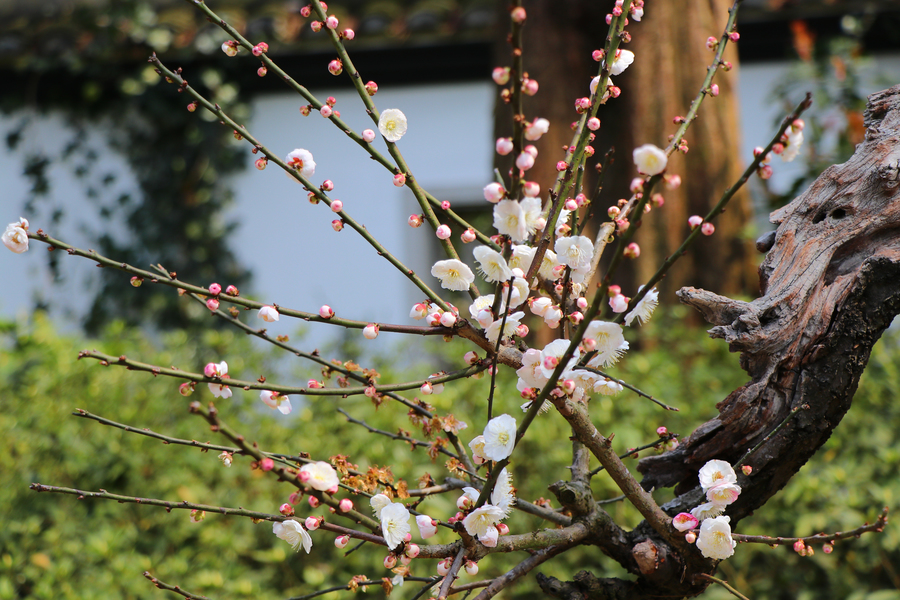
[541,85,900,599]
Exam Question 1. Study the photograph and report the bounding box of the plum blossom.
[782,125,804,162]
[473,246,512,282]
[610,49,635,75]
[205,361,232,399]
[584,321,629,367]
[273,519,313,553]
[260,390,292,414]
[691,502,725,522]
[468,435,486,464]
[493,200,528,242]
[378,108,408,142]
[707,482,742,506]
[370,493,392,518]
[699,460,737,491]
[539,339,580,380]
[299,461,340,492]
[462,504,505,538]
[482,414,517,461]
[520,196,543,234]
[624,287,658,326]
[491,467,516,517]
[633,144,668,176]
[517,348,549,390]
[524,118,550,141]
[483,182,506,203]
[592,377,624,395]
[537,250,563,281]
[508,244,536,272]
[258,305,280,322]
[479,525,499,547]
[554,235,594,270]
[484,311,524,345]
[431,259,475,291]
[380,502,411,549]
[696,516,736,560]
[2,218,29,253]
[285,148,316,179]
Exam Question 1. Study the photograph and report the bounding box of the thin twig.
[695,573,750,600]
[438,547,467,600]
[144,572,210,600]
[732,507,888,545]
[578,366,678,411]
[336,408,464,464]
[733,403,807,469]
[589,435,677,476]
[471,540,580,600]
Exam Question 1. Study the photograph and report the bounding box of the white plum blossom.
[273,519,313,553]
[696,516,736,560]
[300,461,340,492]
[473,246,512,282]
[370,493,392,518]
[610,49,635,75]
[554,236,594,270]
[491,467,516,517]
[493,200,528,242]
[431,259,475,291]
[698,460,737,491]
[479,525,499,547]
[206,361,232,399]
[380,501,411,549]
[537,250,563,281]
[516,349,549,389]
[482,414,517,461]
[524,118,550,141]
[707,482,742,506]
[285,148,316,179]
[462,504,505,538]
[592,377,624,395]
[258,305,280,322]
[520,196,543,234]
[539,339,580,380]
[506,275,530,308]
[468,435,486,464]
[633,144,668,176]
[782,127,804,162]
[378,108,408,142]
[485,311,524,345]
[260,390,292,414]
[2,219,29,253]
[529,297,553,317]
[508,244,536,271]
[469,295,495,322]
[691,501,725,522]
[625,287,659,326]
[584,321,629,367]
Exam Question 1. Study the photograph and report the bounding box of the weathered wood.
[543,85,900,599]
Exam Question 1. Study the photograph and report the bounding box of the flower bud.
[742,465,753,475]
[325,15,339,29]
[436,225,452,239]
[255,157,268,170]
[406,543,420,558]
[439,312,457,328]
[463,351,479,365]
[701,222,715,236]
[362,129,376,143]
[685,531,697,544]
[311,20,322,32]
[408,214,423,228]
[343,29,355,40]
[624,242,640,258]
[338,498,353,512]
[221,40,239,56]
[206,298,219,311]
[280,503,294,516]
[365,81,378,96]
[420,381,433,395]
[497,523,510,535]
[257,67,267,77]
[319,105,333,118]
[393,173,406,187]
[496,137,513,155]
[328,59,343,76]
[437,559,451,576]
[363,323,379,339]
[179,382,194,396]
[335,534,350,548]
[331,219,343,232]
[461,228,476,243]
[258,305,280,322]
[492,67,510,85]
[465,560,479,576]
[308,496,320,508]
[330,200,343,213]
[483,182,506,203]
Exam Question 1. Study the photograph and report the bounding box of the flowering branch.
[443,477,572,527]
[144,572,210,600]
[731,507,888,545]
[470,539,582,600]
[579,366,678,411]
[149,55,455,313]
[437,547,467,600]
[77,349,485,398]
[589,433,680,477]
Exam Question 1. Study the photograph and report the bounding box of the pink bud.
[408,214,423,228]
[701,222,715,236]
[328,59,343,76]
[362,129,376,143]
[436,224,452,239]
[325,15,339,29]
[311,20,322,32]
[364,385,378,398]
[515,323,529,337]
[510,6,526,22]
[308,496,320,508]
[206,298,219,311]
[664,174,680,192]
[609,294,629,313]
[758,164,773,180]
[363,323,379,339]
[522,78,539,96]
[329,200,343,213]
[464,560,479,576]
[496,137,514,155]
[688,215,704,230]
[260,457,275,471]
[255,157,267,170]
[483,182,506,203]
[406,543,420,558]
[319,305,335,319]
[130,276,143,287]
[685,531,697,544]
[179,382,194,396]
[728,31,740,42]
[792,118,805,131]
[307,379,322,388]
[587,117,601,131]
[338,498,353,512]
[516,152,535,171]
[492,67,510,85]
[440,312,457,328]
[793,540,805,554]
[591,49,604,61]
[706,36,718,50]
[393,173,406,187]
[437,559,451,576]
[304,516,320,531]
[709,83,719,96]
[656,426,668,436]
[461,228,476,243]
[335,534,350,548]
[221,40,239,56]
[526,143,540,156]
[343,28,355,40]
[823,543,833,554]
[607,206,620,219]
[523,181,540,197]
[574,97,591,113]
[257,67,267,77]
[280,503,294,516]
[331,219,343,232]
[562,379,576,394]
[404,532,411,542]
[497,523,509,536]
[289,491,302,505]
[364,81,378,96]
[651,193,665,207]
[742,465,753,475]
[300,105,311,116]
[420,381,433,395]
[258,305,280,322]
[457,495,472,510]
[300,6,311,17]
[624,242,640,258]
[564,198,578,211]
[320,105,333,118]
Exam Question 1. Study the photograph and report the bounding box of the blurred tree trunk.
[495,0,757,302]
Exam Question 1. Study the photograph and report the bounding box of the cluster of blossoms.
[2,217,29,254]
[755,118,805,179]
[672,460,743,560]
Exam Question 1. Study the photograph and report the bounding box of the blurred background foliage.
[2,307,897,599]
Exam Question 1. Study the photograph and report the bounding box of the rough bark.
[542,85,900,599]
